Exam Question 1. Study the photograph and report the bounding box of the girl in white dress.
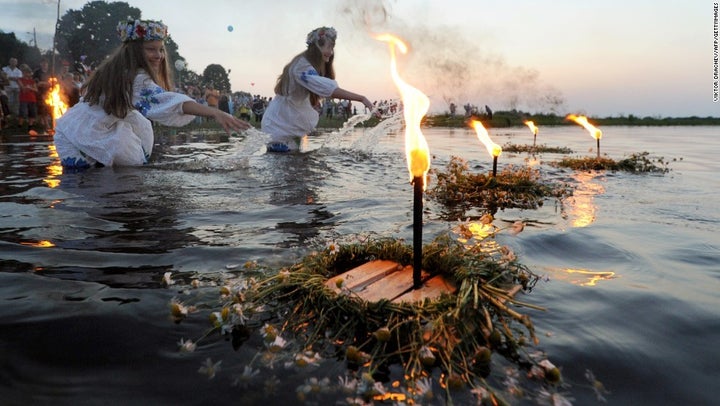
[54,19,250,168]
[261,27,374,152]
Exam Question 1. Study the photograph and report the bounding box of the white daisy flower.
[198,358,222,379]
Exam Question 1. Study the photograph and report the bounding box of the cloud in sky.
[1,0,715,117]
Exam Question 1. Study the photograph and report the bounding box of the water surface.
[1,125,718,405]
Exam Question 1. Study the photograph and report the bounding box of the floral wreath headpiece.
[306,26,337,46]
[117,19,168,43]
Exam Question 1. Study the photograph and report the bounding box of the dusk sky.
[2,0,717,118]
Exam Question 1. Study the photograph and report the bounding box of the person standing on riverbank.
[2,58,22,117]
[17,64,38,131]
[54,19,250,168]
[261,26,374,152]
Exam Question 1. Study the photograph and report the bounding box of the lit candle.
[524,120,539,147]
[566,114,603,158]
[376,34,431,289]
[470,120,502,177]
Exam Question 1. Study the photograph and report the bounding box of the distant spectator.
[252,95,265,122]
[218,93,230,114]
[340,99,350,120]
[227,94,234,115]
[204,87,219,109]
[323,98,334,118]
[2,57,22,116]
[238,102,251,121]
[17,64,38,130]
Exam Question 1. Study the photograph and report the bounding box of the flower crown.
[117,19,168,43]
[306,26,337,46]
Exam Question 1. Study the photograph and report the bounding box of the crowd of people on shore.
[174,82,390,126]
[1,57,86,132]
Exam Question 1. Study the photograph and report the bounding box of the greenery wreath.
[246,229,550,401]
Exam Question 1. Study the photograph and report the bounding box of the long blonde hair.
[273,39,335,108]
[82,40,173,118]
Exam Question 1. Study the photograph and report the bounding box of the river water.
[1,123,718,405]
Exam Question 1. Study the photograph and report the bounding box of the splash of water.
[320,113,372,148]
[155,128,270,171]
[235,127,271,155]
[202,127,270,170]
[350,111,404,152]
[320,111,404,152]
[156,112,406,171]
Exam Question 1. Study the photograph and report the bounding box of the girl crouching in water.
[54,19,250,168]
[261,26,374,152]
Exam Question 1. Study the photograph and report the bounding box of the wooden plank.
[325,260,458,303]
[325,260,401,293]
[355,265,423,302]
[392,274,457,303]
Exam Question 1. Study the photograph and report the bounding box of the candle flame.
[524,120,539,135]
[566,114,602,140]
[44,77,68,134]
[470,120,502,158]
[375,33,431,185]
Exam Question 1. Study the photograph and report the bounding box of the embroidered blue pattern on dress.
[61,156,92,169]
[267,142,291,153]
[300,69,319,84]
[134,85,164,117]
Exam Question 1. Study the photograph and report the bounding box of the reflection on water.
[553,267,617,286]
[564,171,604,228]
[453,220,503,255]
[44,143,62,188]
[20,239,55,248]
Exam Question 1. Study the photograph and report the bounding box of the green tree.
[202,64,231,92]
[55,1,140,69]
[55,1,184,74]
[0,31,42,70]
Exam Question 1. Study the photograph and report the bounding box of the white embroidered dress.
[261,56,338,152]
[54,70,195,168]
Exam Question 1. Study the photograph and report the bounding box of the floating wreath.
[552,152,673,173]
[241,225,550,402]
[427,156,574,219]
[167,220,578,403]
[501,142,573,154]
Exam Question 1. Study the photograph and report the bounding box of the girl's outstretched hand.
[215,110,251,134]
[360,96,374,112]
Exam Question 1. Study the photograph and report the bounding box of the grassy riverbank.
[317,110,720,129]
[420,111,720,128]
[2,110,718,137]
